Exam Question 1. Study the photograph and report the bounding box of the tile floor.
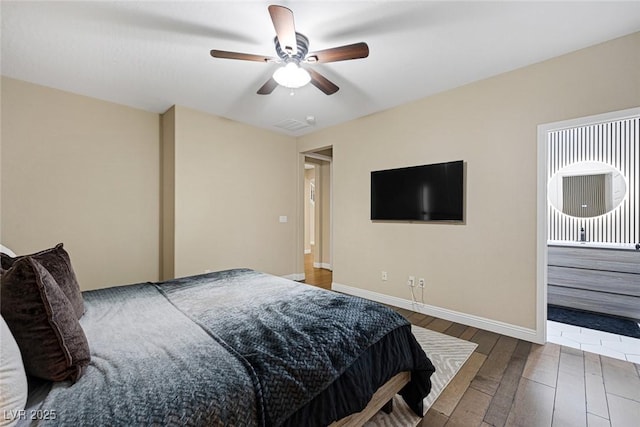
[547,320,640,363]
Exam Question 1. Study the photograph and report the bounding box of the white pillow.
[0,315,28,427]
[0,245,16,258]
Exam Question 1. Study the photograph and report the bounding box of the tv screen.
[371,160,464,221]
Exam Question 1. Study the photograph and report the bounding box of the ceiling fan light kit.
[273,62,310,89]
[210,5,369,95]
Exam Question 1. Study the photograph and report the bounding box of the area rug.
[366,325,478,426]
[548,305,640,339]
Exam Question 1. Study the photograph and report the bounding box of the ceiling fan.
[210,5,369,95]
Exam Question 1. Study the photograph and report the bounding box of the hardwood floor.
[303,253,332,290]
[401,310,638,427]
[303,267,640,426]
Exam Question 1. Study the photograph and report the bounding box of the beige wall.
[1,80,300,289]
[1,77,160,290]
[160,106,176,280]
[298,32,640,331]
[313,165,321,263]
[304,167,313,253]
[0,78,302,290]
[168,106,298,278]
[320,161,331,268]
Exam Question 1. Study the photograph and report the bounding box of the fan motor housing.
[274,33,309,62]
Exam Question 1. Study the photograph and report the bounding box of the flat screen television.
[371,160,464,222]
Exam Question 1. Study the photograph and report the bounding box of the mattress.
[19,269,435,426]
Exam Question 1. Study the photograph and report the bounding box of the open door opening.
[303,148,333,290]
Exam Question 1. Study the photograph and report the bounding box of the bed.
[1,245,435,426]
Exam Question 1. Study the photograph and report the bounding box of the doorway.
[303,148,333,290]
[537,107,640,361]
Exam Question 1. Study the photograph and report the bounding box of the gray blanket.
[25,269,432,426]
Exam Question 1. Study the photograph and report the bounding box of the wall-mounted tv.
[371,160,464,222]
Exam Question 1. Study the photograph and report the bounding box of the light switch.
[279,216,288,223]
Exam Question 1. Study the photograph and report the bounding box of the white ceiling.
[2,1,640,136]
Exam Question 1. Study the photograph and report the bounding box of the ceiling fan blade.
[306,42,369,63]
[308,69,339,95]
[268,5,297,55]
[210,50,274,63]
[257,77,278,95]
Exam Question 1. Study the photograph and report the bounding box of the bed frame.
[330,371,417,426]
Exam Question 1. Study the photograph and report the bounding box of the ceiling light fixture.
[273,62,311,89]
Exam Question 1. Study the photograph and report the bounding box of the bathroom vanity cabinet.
[547,244,640,320]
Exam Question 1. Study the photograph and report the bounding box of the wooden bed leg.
[329,372,410,426]
[381,399,393,414]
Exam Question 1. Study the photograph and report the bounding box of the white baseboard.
[304,249,311,254]
[332,282,542,344]
[313,262,332,270]
[283,273,305,281]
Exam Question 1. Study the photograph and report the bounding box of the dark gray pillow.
[0,257,90,382]
[0,243,84,318]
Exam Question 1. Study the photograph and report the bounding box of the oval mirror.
[548,162,627,218]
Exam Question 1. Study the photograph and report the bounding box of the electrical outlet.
[381,271,388,281]
[418,278,425,288]
[407,276,415,287]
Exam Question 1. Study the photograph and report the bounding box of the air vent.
[273,118,312,132]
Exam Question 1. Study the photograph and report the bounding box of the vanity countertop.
[547,240,639,251]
